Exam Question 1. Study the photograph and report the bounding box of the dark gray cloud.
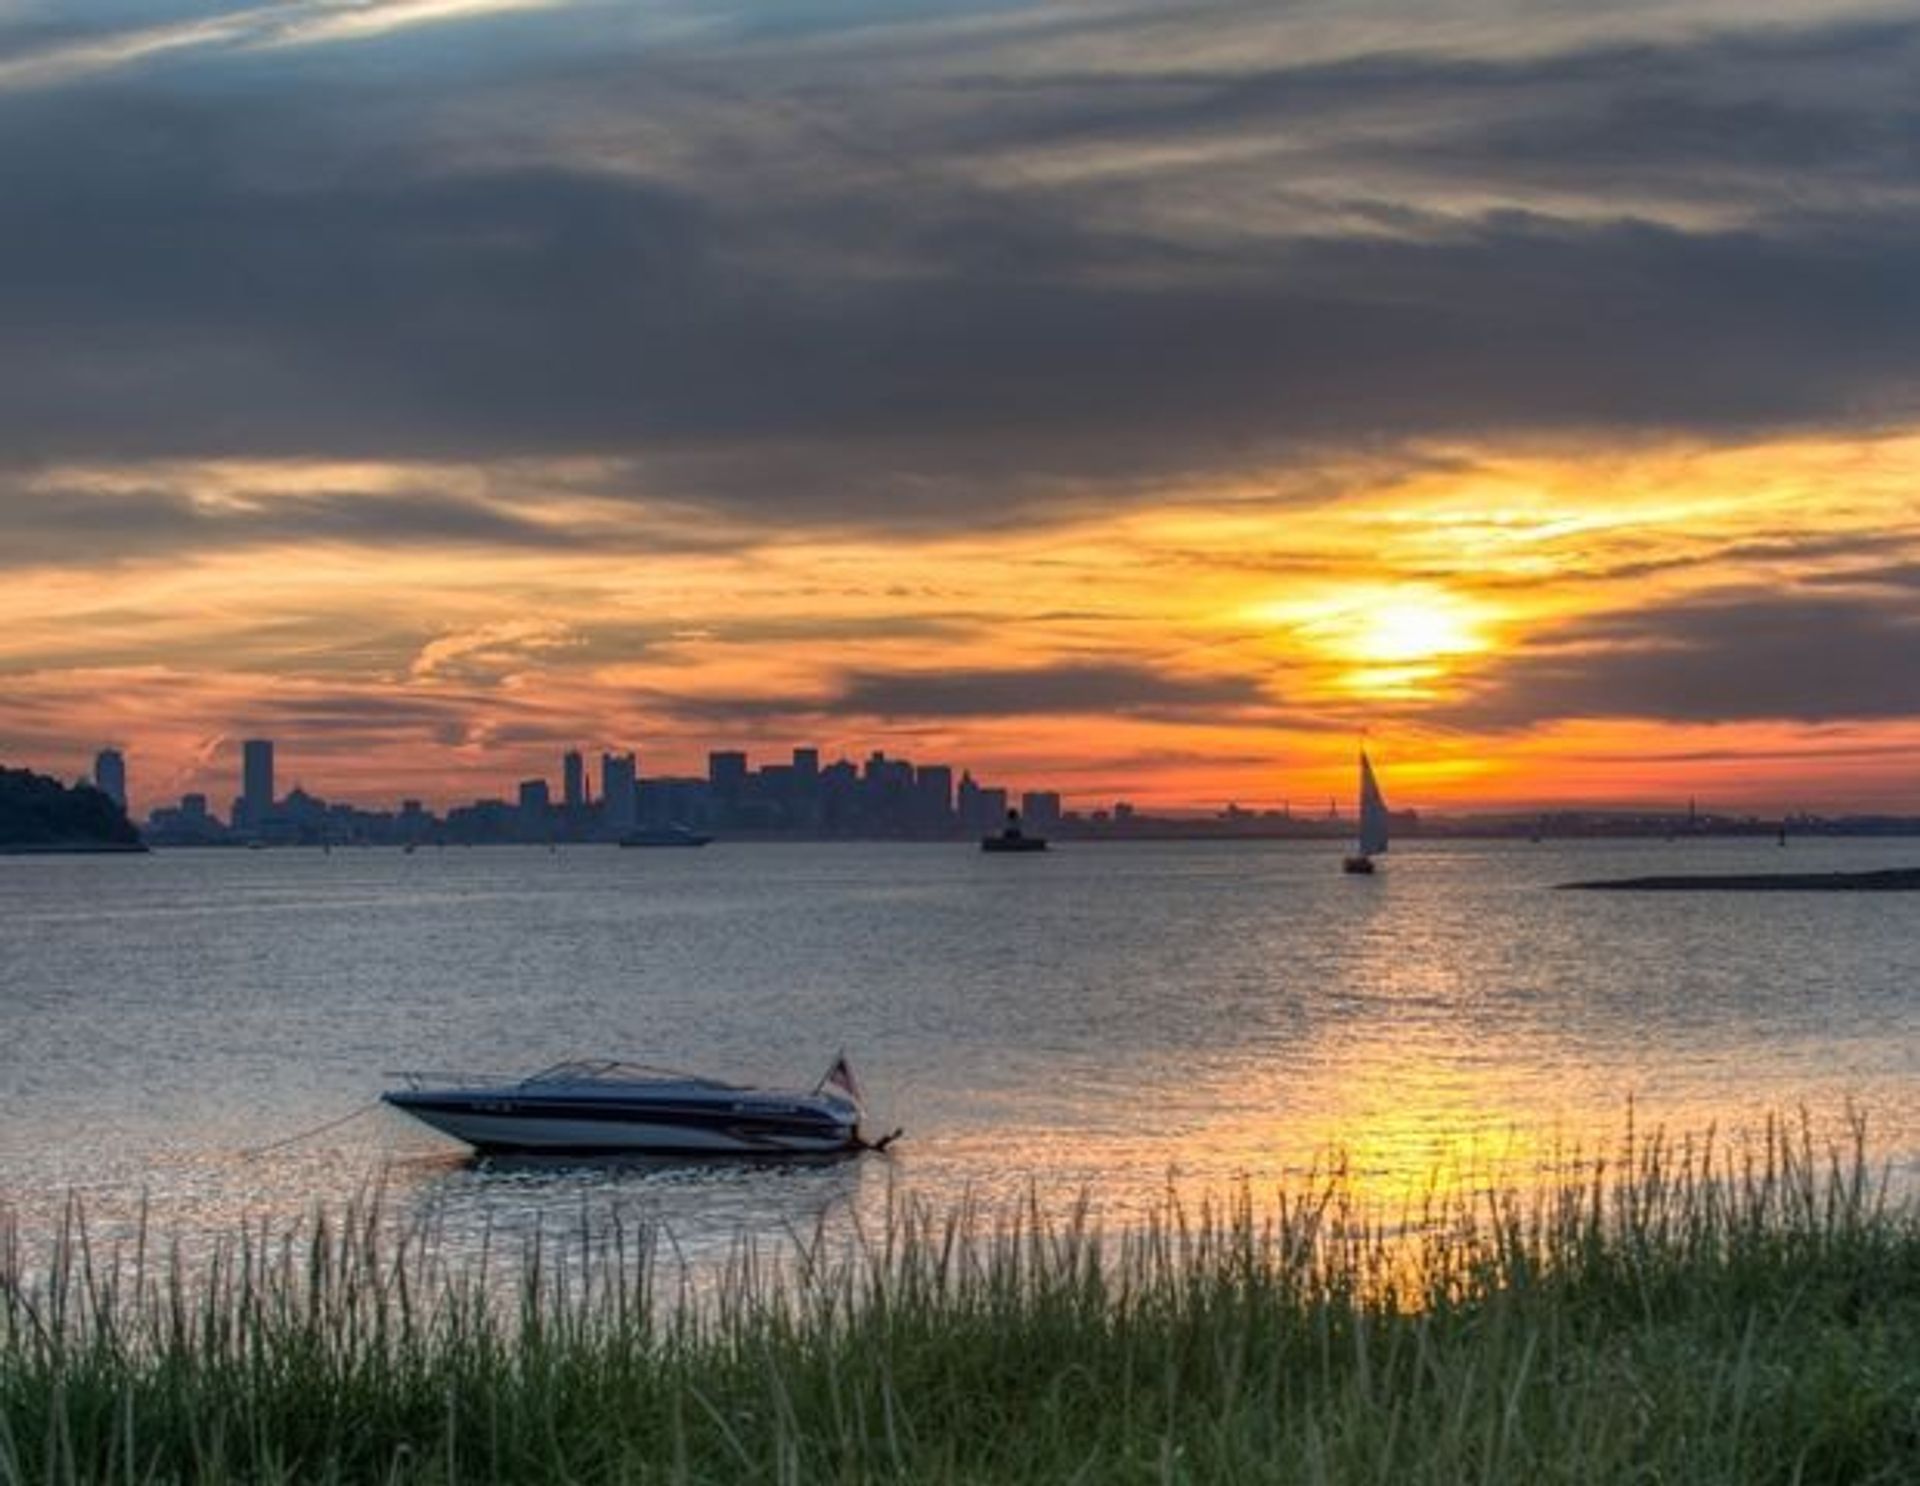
[655,662,1271,724]
[838,663,1268,717]
[233,684,576,750]
[1433,589,1920,728]
[1,7,1918,531]
[974,18,1920,188]
[0,480,593,566]
[1800,559,1920,592]
[1426,531,1920,593]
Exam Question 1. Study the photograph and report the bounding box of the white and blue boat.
[382,1056,877,1155]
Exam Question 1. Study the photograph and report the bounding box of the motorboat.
[381,1055,885,1155]
[981,808,1048,853]
[618,824,713,847]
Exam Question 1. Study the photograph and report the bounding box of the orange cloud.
[4,433,1918,816]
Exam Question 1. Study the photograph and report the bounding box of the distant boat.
[619,824,713,848]
[982,808,1047,853]
[1342,749,1389,875]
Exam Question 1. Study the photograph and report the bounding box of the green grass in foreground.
[3,1118,1918,1483]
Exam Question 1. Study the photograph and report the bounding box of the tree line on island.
[0,766,144,851]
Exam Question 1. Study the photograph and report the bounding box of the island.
[1558,868,1920,892]
[0,766,147,853]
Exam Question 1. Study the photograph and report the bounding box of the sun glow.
[1243,585,1501,699]
[1345,597,1487,665]
[7,432,1920,813]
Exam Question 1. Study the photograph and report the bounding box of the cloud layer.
[3,4,1918,528]
[4,0,1919,808]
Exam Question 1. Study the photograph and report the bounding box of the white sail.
[1357,750,1390,857]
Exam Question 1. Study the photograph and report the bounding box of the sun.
[1241,585,1498,701]
[1346,596,1486,665]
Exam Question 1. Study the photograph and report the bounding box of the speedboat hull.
[382,1067,864,1155]
[384,1095,855,1154]
[385,1090,852,1167]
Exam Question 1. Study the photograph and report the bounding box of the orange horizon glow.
[6,430,1919,818]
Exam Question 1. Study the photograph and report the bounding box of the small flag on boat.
[821,1052,864,1104]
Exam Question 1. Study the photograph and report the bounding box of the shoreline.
[1559,866,1920,891]
[4,1126,1913,1483]
[0,839,150,855]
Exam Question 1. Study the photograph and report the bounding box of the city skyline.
[2,3,1918,812]
[42,727,1920,841]
[105,733,1075,837]
[127,731,1078,846]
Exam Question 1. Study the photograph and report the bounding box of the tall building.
[819,759,859,833]
[601,752,638,832]
[708,751,748,801]
[93,748,127,811]
[956,771,981,833]
[785,745,823,830]
[518,778,552,839]
[914,765,954,835]
[562,750,586,810]
[241,739,274,829]
[1021,791,1063,834]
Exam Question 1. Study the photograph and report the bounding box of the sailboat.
[1342,749,1389,875]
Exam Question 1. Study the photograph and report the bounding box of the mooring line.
[242,1100,382,1157]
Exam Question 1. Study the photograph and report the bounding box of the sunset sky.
[4,0,1918,815]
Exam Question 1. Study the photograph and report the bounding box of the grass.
[2,1115,1917,1483]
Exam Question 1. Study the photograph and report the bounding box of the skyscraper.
[562,750,586,810]
[241,739,274,829]
[93,748,127,811]
[956,771,981,833]
[708,751,748,798]
[518,778,552,840]
[914,764,954,835]
[1021,791,1063,834]
[601,752,638,832]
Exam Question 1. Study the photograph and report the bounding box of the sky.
[3,0,1918,815]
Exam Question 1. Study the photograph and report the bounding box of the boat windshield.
[520,1060,738,1089]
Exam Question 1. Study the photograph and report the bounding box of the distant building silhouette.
[708,751,748,809]
[126,728,1088,846]
[601,752,637,833]
[397,798,430,844]
[93,748,127,811]
[956,779,990,837]
[1021,791,1062,835]
[914,765,954,835]
[241,739,274,831]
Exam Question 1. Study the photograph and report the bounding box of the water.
[3,839,1916,1271]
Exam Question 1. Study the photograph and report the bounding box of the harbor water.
[3,839,1916,1272]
